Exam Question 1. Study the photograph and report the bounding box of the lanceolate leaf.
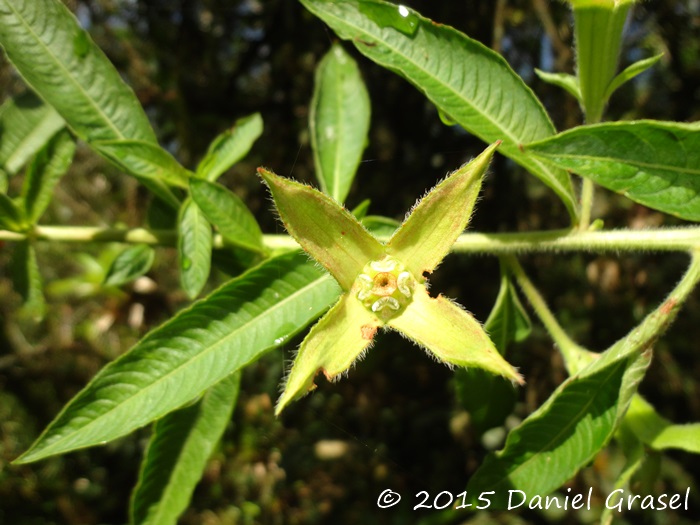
[466,253,700,508]
[178,199,213,299]
[0,0,155,144]
[534,70,581,102]
[189,178,264,253]
[130,373,241,525]
[604,54,663,102]
[196,113,263,182]
[104,244,156,287]
[527,121,700,221]
[15,252,341,463]
[93,140,191,190]
[259,167,384,290]
[625,395,700,454]
[484,265,532,353]
[21,129,75,224]
[387,143,496,278]
[0,91,65,175]
[0,0,179,207]
[0,192,23,230]
[11,240,47,321]
[299,0,577,221]
[310,43,370,203]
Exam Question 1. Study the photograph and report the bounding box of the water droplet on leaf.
[359,1,419,37]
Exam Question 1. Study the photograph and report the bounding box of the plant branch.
[503,255,595,375]
[3,226,700,253]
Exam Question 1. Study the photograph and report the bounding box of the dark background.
[1,1,699,523]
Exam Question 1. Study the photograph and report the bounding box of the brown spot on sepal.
[361,324,377,341]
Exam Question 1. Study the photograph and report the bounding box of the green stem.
[3,226,700,253]
[503,255,594,374]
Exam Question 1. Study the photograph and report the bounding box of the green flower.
[259,143,523,414]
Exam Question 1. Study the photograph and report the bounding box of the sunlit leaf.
[189,178,264,253]
[15,252,341,463]
[527,120,700,221]
[130,373,241,525]
[196,113,263,182]
[310,43,370,203]
[178,199,213,299]
[604,54,663,102]
[93,140,191,190]
[299,0,578,221]
[0,91,65,175]
[625,395,700,454]
[534,69,581,102]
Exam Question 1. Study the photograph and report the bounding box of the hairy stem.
[2,226,700,253]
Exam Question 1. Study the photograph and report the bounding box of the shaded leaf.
[21,129,75,224]
[11,240,46,321]
[466,253,700,507]
[300,0,577,220]
[196,113,263,182]
[484,265,532,352]
[0,192,23,230]
[130,373,241,525]
[527,120,700,221]
[0,91,65,175]
[259,167,384,290]
[310,43,370,203]
[104,244,156,287]
[178,199,213,299]
[15,252,341,463]
[387,144,496,278]
[189,178,264,253]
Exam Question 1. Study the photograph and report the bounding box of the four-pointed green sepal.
[260,143,524,415]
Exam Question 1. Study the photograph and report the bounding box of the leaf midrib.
[28,269,336,459]
[3,0,127,141]
[314,2,571,205]
[536,151,700,177]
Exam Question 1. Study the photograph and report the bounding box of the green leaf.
[527,120,700,221]
[21,129,75,224]
[196,113,263,181]
[189,178,264,253]
[0,0,155,144]
[276,293,379,414]
[0,192,23,230]
[604,53,663,102]
[104,244,156,287]
[625,395,700,454]
[93,140,191,190]
[0,91,65,175]
[310,43,370,203]
[299,0,578,221]
[130,372,241,525]
[387,284,524,384]
[387,143,496,278]
[361,215,399,238]
[178,199,213,299]
[0,0,179,207]
[15,252,341,463]
[258,167,384,290]
[534,69,581,102]
[466,253,700,507]
[484,264,532,352]
[11,240,46,322]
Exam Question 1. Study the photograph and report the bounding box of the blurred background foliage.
[1,0,699,523]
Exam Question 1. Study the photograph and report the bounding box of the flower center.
[355,256,415,320]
